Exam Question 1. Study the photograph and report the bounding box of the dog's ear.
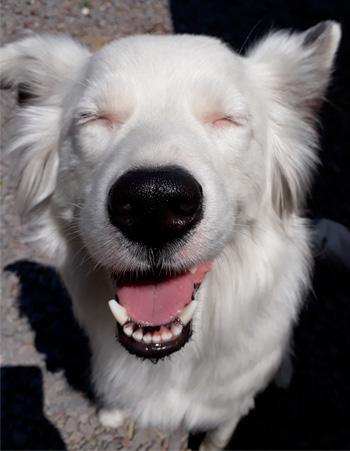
[1,33,89,105]
[1,34,90,252]
[247,21,341,217]
[1,34,89,219]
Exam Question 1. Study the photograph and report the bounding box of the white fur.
[1,22,341,448]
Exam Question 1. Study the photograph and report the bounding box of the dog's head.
[1,22,340,360]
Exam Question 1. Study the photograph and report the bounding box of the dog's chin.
[117,321,192,362]
[107,262,212,362]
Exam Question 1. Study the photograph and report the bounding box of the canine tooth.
[108,299,128,326]
[152,332,161,343]
[160,326,172,342]
[123,323,134,337]
[132,328,144,342]
[190,266,198,274]
[171,323,183,337]
[143,333,152,344]
[178,300,198,326]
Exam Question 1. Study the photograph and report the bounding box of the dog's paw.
[199,437,223,451]
[199,431,229,450]
[98,408,129,428]
[199,418,239,451]
[199,438,222,451]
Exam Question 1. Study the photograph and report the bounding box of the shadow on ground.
[1,365,66,450]
[4,260,93,399]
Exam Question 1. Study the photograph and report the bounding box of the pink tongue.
[116,261,212,326]
[117,272,194,326]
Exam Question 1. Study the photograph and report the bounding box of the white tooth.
[132,328,144,342]
[160,327,172,342]
[171,323,183,337]
[178,300,198,326]
[190,266,198,274]
[123,323,134,337]
[152,332,161,343]
[143,333,152,344]
[108,299,128,326]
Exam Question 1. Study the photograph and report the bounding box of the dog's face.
[1,23,340,360]
[60,35,261,267]
[59,36,262,359]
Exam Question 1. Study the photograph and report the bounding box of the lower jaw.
[117,322,192,362]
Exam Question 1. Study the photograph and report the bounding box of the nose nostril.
[109,200,132,217]
[169,199,201,216]
[179,202,195,215]
[120,204,132,216]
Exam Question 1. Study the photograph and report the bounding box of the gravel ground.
[0,1,188,450]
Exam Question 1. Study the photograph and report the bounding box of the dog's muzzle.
[106,166,209,361]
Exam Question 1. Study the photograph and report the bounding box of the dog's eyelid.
[75,111,98,125]
[214,116,241,127]
[204,113,246,128]
[75,111,125,127]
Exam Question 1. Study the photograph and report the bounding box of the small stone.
[79,421,94,436]
[89,414,98,428]
[80,413,89,422]
[70,431,84,442]
[66,408,78,418]
[121,436,129,448]
[101,433,114,443]
[81,7,90,16]
[65,417,77,433]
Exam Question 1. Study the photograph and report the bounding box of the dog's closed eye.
[76,111,126,128]
[204,113,246,128]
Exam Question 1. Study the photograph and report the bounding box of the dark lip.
[111,268,201,361]
[116,322,192,362]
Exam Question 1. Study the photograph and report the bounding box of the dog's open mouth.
[108,261,212,361]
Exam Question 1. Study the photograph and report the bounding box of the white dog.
[1,21,340,449]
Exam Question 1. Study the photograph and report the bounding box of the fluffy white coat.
[0,21,341,449]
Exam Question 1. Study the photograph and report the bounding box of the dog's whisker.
[238,15,272,55]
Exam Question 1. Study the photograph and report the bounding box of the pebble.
[65,417,77,433]
[81,7,90,16]
[79,421,94,436]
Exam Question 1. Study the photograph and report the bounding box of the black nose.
[108,166,203,247]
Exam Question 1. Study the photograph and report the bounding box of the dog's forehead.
[77,34,248,116]
[88,34,242,86]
